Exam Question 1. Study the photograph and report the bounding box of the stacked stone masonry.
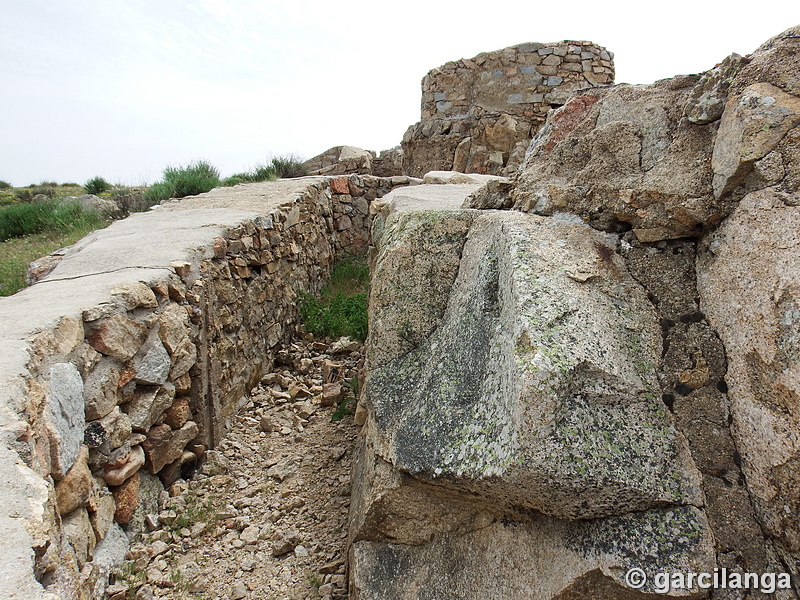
[303,146,404,179]
[402,40,614,177]
[0,174,414,599]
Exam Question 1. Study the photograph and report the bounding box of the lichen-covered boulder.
[351,206,711,598]
[684,52,749,125]
[351,506,714,600]
[362,210,701,520]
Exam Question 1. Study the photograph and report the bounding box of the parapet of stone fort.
[401,40,614,177]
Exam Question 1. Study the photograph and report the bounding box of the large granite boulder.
[697,187,800,568]
[351,180,713,598]
[363,210,701,519]
[511,76,723,242]
[512,24,800,244]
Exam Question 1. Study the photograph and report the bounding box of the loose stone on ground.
[109,338,361,600]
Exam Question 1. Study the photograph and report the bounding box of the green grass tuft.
[220,164,278,187]
[0,199,105,242]
[84,176,111,195]
[270,154,307,178]
[144,159,221,203]
[299,256,369,341]
[0,225,103,296]
[300,291,368,341]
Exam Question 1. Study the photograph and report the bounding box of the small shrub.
[327,256,370,294]
[15,183,57,202]
[270,154,307,178]
[330,396,355,422]
[0,181,11,189]
[253,163,278,181]
[0,189,16,207]
[143,181,174,204]
[144,159,221,203]
[84,176,111,195]
[331,375,359,422]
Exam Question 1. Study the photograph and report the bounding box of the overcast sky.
[1,1,796,187]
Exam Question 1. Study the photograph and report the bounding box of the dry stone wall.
[303,145,404,178]
[402,40,614,177]
[0,174,413,599]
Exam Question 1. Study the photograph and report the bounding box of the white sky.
[0,0,796,186]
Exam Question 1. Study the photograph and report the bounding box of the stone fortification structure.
[3,22,800,600]
[401,40,614,177]
[303,146,404,178]
[0,174,415,598]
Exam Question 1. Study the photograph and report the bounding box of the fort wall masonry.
[0,174,414,599]
[402,40,614,176]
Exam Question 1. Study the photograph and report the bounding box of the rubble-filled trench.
[107,337,364,600]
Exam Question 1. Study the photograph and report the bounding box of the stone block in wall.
[162,397,191,429]
[159,450,196,487]
[87,482,116,541]
[89,523,129,600]
[85,314,149,361]
[112,471,139,528]
[83,361,121,421]
[127,472,164,534]
[45,362,85,478]
[132,335,170,386]
[122,383,175,433]
[55,445,93,515]
[102,445,144,486]
[62,508,96,568]
[95,406,132,452]
[109,282,158,311]
[142,420,199,474]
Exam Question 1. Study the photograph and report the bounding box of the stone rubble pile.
[106,337,363,600]
[303,146,404,179]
